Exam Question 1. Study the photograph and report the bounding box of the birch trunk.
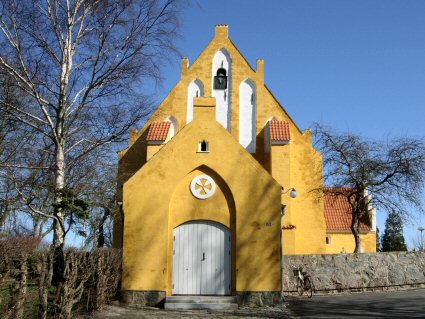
[39,251,53,319]
[7,254,28,319]
[53,143,66,250]
[52,142,66,291]
[53,13,72,250]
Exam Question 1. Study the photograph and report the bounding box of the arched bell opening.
[212,49,232,130]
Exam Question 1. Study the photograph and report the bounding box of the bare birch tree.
[0,73,20,230]
[314,123,425,253]
[0,0,183,277]
[80,157,116,249]
[0,71,50,233]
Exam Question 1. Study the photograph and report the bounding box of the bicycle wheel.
[297,278,304,296]
[305,277,313,298]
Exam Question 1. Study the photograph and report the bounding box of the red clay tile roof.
[270,120,291,141]
[146,121,171,141]
[324,187,371,231]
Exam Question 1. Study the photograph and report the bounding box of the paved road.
[287,289,425,318]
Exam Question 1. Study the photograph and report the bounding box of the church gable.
[119,25,304,161]
[126,97,281,192]
[121,98,282,295]
[116,25,329,256]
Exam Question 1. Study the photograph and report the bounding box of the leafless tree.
[314,123,425,253]
[411,232,425,252]
[63,147,117,249]
[82,159,116,249]
[1,73,55,237]
[0,73,20,230]
[0,0,183,278]
[1,162,55,239]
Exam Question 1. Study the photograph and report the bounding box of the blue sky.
[150,0,425,249]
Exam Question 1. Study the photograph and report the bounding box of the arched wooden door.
[172,221,231,295]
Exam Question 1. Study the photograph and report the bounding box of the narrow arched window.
[187,79,204,124]
[165,115,178,141]
[239,79,256,153]
[198,140,209,152]
[201,140,207,152]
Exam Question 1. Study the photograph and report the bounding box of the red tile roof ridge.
[324,186,355,191]
[324,187,371,231]
[270,120,291,141]
[146,121,171,141]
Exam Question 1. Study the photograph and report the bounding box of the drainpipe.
[280,188,297,303]
[280,204,286,302]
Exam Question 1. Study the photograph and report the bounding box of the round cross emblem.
[190,174,216,199]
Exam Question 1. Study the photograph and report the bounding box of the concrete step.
[165,296,238,310]
[166,295,237,303]
[165,302,238,310]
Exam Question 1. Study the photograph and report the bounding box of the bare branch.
[313,122,425,252]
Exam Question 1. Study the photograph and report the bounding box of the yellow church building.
[114,25,376,307]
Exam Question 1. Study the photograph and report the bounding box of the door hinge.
[174,236,175,241]
[229,250,230,255]
[173,284,174,288]
[173,250,175,255]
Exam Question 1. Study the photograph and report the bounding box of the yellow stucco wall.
[288,132,326,255]
[270,132,326,255]
[147,144,163,161]
[122,101,282,294]
[116,25,376,297]
[325,232,377,254]
[116,25,328,256]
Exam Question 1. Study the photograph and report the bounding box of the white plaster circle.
[190,174,216,199]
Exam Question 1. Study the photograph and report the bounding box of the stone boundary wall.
[283,252,425,294]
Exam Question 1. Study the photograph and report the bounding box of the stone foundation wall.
[236,291,282,306]
[121,290,283,306]
[283,252,425,294]
[121,290,166,306]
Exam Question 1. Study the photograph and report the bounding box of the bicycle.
[293,266,314,298]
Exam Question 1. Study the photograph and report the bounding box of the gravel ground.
[90,305,293,318]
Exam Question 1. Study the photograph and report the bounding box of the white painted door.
[172,221,231,295]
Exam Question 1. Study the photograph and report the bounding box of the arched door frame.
[172,220,231,295]
[166,166,236,296]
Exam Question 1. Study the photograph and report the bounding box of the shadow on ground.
[287,289,425,318]
[91,305,293,318]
